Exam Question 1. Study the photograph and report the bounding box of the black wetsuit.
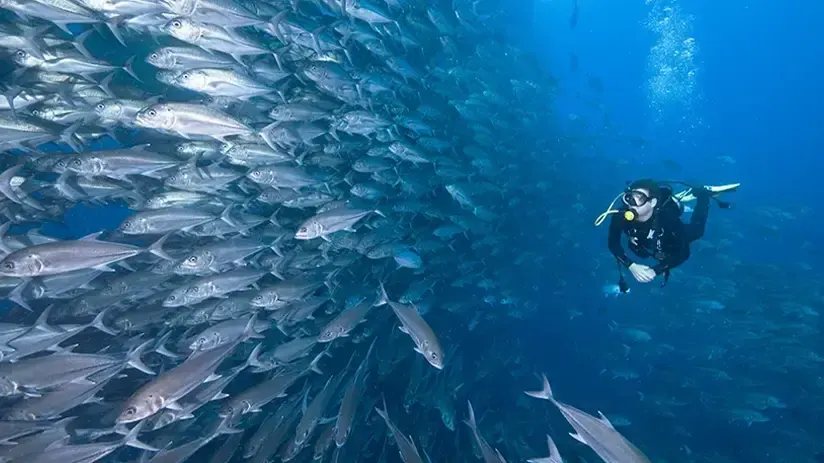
[608,188,711,275]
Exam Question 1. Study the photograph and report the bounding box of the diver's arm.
[608,213,633,267]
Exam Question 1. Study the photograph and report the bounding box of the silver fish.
[525,374,652,463]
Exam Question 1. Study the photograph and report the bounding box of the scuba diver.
[595,179,739,291]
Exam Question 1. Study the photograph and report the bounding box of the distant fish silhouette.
[570,0,580,28]
[588,75,603,93]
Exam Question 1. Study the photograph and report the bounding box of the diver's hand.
[629,263,656,283]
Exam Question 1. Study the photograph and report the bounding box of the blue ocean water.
[2,0,822,462]
[515,1,824,462]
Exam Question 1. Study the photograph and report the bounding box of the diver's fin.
[676,183,739,210]
[704,183,740,194]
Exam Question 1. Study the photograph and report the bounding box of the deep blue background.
[523,0,822,195]
[508,0,823,269]
[506,2,823,460]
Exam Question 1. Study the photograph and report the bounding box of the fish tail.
[89,307,117,335]
[463,400,478,431]
[147,233,173,261]
[246,342,266,370]
[375,281,390,307]
[126,339,156,375]
[524,373,553,400]
[122,420,157,451]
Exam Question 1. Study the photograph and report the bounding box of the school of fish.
[0,0,656,462]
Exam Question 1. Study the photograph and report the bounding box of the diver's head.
[623,179,660,222]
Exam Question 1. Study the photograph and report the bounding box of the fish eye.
[15,50,25,57]
[148,110,157,117]
[182,73,190,80]
[299,227,307,233]
[172,20,182,28]
[71,159,81,166]
[96,103,105,110]
[187,256,198,263]
[150,53,158,60]
[122,220,131,228]
[122,406,137,416]
[167,295,176,301]
[430,352,439,360]
[3,262,14,270]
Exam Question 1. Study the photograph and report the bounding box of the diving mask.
[622,190,652,208]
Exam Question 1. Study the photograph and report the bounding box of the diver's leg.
[686,188,711,242]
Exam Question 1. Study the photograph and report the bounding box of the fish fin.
[51,21,74,36]
[73,28,96,59]
[147,233,173,260]
[70,377,96,386]
[526,434,560,463]
[569,432,587,444]
[301,382,310,413]
[375,281,390,307]
[0,222,12,254]
[309,347,329,375]
[165,401,183,411]
[32,305,61,333]
[597,411,616,429]
[463,400,477,431]
[59,120,84,153]
[89,307,118,335]
[154,331,180,359]
[219,204,238,227]
[245,342,265,369]
[524,373,553,400]
[8,281,32,312]
[122,421,157,451]
[79,231,105,241]
[126,339,156,375]
[99,72,116,98]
